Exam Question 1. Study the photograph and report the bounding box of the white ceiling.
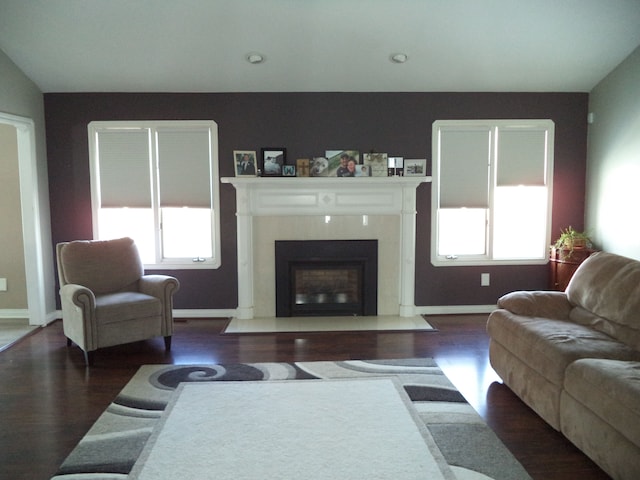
[1,0,640,93]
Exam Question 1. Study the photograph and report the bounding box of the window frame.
[88,120,221,270]
[431,119,554,267]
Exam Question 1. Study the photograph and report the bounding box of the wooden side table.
[549,247,596,291]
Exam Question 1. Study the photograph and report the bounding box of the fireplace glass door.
[275,239,378,317]
[291,262,363,316]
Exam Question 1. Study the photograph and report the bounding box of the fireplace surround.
[222,176,430,319]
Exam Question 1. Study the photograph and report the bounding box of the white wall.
[586,45,640,260]
[0,48,56,321]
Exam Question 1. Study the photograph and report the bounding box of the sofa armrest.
[497,290,572,320]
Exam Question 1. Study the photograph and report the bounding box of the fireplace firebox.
[275,240,378,317]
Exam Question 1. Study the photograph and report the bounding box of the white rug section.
[130,378,454,480]
[224,315,434,334]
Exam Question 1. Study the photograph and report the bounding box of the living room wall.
[44,92,588,311]
[586,44,640,261]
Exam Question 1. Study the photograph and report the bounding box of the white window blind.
[438,127,491,208]
[156,128,212,208]
[496,128,547,186]
[97,130,151,207]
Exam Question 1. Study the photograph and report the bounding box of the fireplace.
[275,240,378,317]
[221,176,430,319]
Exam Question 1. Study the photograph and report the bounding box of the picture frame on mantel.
[234,150,257,177]
[260,148,286,176]
[404,159,427,177]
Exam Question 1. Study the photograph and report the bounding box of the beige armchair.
[56,237,180,365]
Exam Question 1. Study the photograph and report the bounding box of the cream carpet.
[223,315,435,334]
[51,359,532,480]
[131,379,453,479]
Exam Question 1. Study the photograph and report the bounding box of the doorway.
[0,112,47,325]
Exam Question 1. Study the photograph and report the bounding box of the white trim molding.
[417,304,497,315]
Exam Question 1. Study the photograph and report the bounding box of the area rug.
[51,359,532,480]
[131,379,453,479]
[223,315,436,334]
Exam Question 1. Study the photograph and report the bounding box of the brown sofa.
[487,251,640,480]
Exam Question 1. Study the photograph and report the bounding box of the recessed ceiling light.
[246,53,265,64]
[390,53,408,64]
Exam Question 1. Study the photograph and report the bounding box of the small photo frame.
[388,156,404,176]
[405,159,427,176]
[363,153,388,177]
[234,150,257,177]
[356,164,371,177]
[296,158,310,177]
[260,148,286,176]
[311,157,329,177]
[283,165,296,176]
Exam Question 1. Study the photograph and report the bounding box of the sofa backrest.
[567,251,640,348]
[57,237,143,294]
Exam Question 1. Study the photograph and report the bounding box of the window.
[431,119,554,266]
[88,120,220,269]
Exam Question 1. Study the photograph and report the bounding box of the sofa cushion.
[566,251,640,348]
[487,309,640,386]
[563,358,640,448]
[60,237,144,294]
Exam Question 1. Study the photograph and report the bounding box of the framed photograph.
[405,159,427,176]
[388,156,404,176]
[311,157,329,177]
[355,164,371,177]
[260,148,286,176]
[283,165,296,176]
[325,150,360,177]
[296,158,310,177]
[233,150,257,177]
[363,153,388,177]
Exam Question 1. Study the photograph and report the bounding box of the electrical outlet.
[0,278,7,291]
[481,273,490,287]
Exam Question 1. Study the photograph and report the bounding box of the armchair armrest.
[497,290,571,320]
[59,283,98,351]
[60,283,96,311]
[139,275,180,300]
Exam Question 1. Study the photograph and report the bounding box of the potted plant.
[553,226,593,253]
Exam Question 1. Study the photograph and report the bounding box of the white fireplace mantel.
[221,176,431,319]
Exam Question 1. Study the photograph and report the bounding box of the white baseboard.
[0,309,29,319]
[47,306,495,323]
[416,304,496,315]
[173,309,235,319]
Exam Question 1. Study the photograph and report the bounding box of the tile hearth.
[223,315,435,334]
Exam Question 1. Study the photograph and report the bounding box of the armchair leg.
[83,350,95,367]
[164,336,172,351]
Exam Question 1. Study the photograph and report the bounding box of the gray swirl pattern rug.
[51,358,531,480]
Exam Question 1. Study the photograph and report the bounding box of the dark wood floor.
[0,315,610,480]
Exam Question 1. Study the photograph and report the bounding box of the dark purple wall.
[44,92,588,309]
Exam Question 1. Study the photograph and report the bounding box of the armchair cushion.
[95,292,162,325]
[59,237,143,293]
